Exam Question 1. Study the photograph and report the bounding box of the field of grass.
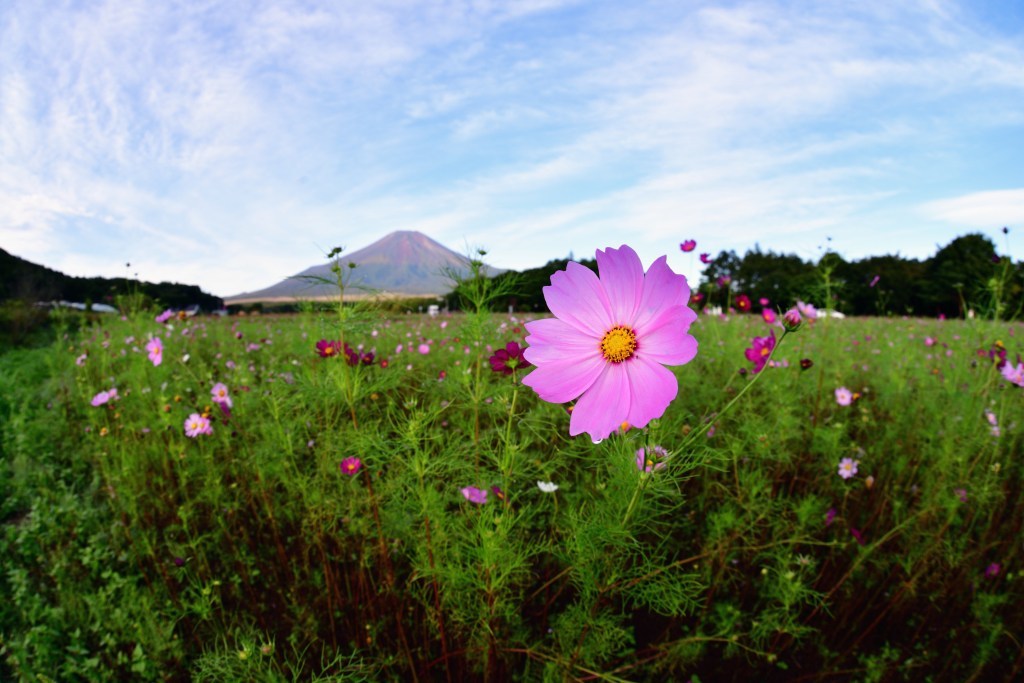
[1,295,1022,681]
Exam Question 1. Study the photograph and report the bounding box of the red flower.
[735,294,751,312]
[489,341,532,375]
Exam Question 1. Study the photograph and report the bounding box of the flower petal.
[544,261,614,336]
[523,318,598,364]
[635,305,698,366]
[521,354,605,404]
[569,364,630,441]
[596,245,643,324]
[634,256,691,330]
[624,357,678,428]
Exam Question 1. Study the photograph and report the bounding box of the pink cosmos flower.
[461,486,488,505]
[761,309,777,325]
[838,457,859,479]
[339,457,362,476]
[521,245,698,442]
[155,309,174,324]
[184,413,212,438]
[146,337,163,366]
[1000,361,1024,387]
[636,445,670,472]
[211,382,232,409]
[744,331,776,374]
[76,353,88,366]
[680,239,697,252]
[699,253,711,264]
[869,275,880,288]
[91,389,117,407]
[835,387,853,406]
[782,308,802,331]
[796,301,818,319]
[418,343,431,355]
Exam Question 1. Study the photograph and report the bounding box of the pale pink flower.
[211,382,232,408]
[145,337,163,366]
[1001,361,1024,387]
[90,389,117,407]
[636,445,670,472]
[838,457,859,479]
[796,301,818,319]
[418,343,430,355]
[835,387,853,406]
[521,245,698,442]
[184,413,212,438]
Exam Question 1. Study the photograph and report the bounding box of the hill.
[0,248,223,311]
[224,231,505,305]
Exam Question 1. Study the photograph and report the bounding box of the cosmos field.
[2,263,1023,682]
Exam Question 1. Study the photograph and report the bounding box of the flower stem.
[680,329,792,455]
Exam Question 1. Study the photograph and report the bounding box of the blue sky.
[2,0,1023,298]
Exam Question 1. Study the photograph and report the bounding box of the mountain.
[0,248,223,310]
[225,231,504,304]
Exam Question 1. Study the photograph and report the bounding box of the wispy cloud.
[922,189,1024,227]
[0,0,1022,296]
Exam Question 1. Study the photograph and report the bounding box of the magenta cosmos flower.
[521,245,698,442]
[680,239,696,252]
[339,457,362,476]
[744,330,776,374]
[460,486,488,504]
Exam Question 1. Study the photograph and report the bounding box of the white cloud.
[921,189,1024,228]
[1,0,1023,296]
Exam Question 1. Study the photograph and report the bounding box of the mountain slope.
[225,231,503,303]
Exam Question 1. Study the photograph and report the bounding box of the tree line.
[476,232,1020,319]
[0,248,223,311]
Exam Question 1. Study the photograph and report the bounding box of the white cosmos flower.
[537,481,559,493]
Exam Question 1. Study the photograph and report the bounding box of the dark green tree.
[921,233,999,317]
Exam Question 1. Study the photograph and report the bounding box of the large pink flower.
[521,245,698,441]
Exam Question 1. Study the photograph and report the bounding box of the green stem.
[679,328,793,455]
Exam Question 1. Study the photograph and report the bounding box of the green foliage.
[0,247,222,313]
[2,298,1023,680]
[696,232,1023,319]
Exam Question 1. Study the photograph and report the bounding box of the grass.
[1,302,1022,682]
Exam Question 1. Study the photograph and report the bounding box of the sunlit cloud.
[0,0,1022,296]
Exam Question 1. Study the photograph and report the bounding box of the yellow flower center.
[600,325,637,363]
[760,347,770,357]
